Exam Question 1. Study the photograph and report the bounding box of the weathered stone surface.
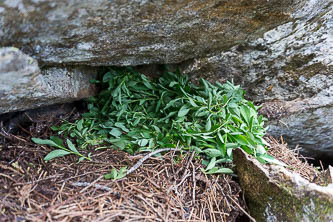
[181,0,333,102]
[233,148,333,222]
[0,0,304,66]
[0,47,45,113]
[0,47,97,114]
[261,96,333,160]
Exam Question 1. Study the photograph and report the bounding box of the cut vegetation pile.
[32,67,278,175]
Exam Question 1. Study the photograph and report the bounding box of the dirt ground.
[0,107,323,222]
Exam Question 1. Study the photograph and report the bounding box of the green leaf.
[226,143,239,149]
[110,128,122,137]
[104,167,128,180]
[118,166,128,178]
[188,98,198,107]
[256,145,266,154]
[50,136,64,147]
[206,157,216,171]
[193,146,203,153]
[178,105,190,117]
[233,134,249,146]
[242,145,254,155]
[77,119,84,131]
[164,98,181,110]
[141,75,153,89]
[196,110,209,117]
[155,100,161,113]
[115,122,129,132]
[139,99,146,105]
[227,148,233,157]
[108,138,127,150]
[232,115,243,124]
[257,154,287,166]
[195,96,207,104]
[205,118,212,131]
[32,138,62,148]
[169,81,178,87]
[51,126,60,131]
[201,78,210,92]
[102,71,113,82]
[248,116,254,131]
[44,149,71,161]
[78,156,85,163]
[217,132,225,144]
[240,105,251,124]
[151,125,161,133]
[66,139,79,153]
[205,167,233,174]
[138,139,149,147]
[208,91,213,107]
[204,149,222,158]
[104,168,118,180]
[133,118,141,126]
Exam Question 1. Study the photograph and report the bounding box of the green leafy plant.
[104,167,127,180]
[32,137,92,162]
[34,67,281,172]
[50,119,105,149]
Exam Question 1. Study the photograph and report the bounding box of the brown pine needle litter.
[0,119,325,221]
[266,136,320,182]
[0,131,246,221]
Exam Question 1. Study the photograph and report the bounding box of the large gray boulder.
[0,0,304,66]
[0,47,97,114]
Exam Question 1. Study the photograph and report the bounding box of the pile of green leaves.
[34,67,280,173]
